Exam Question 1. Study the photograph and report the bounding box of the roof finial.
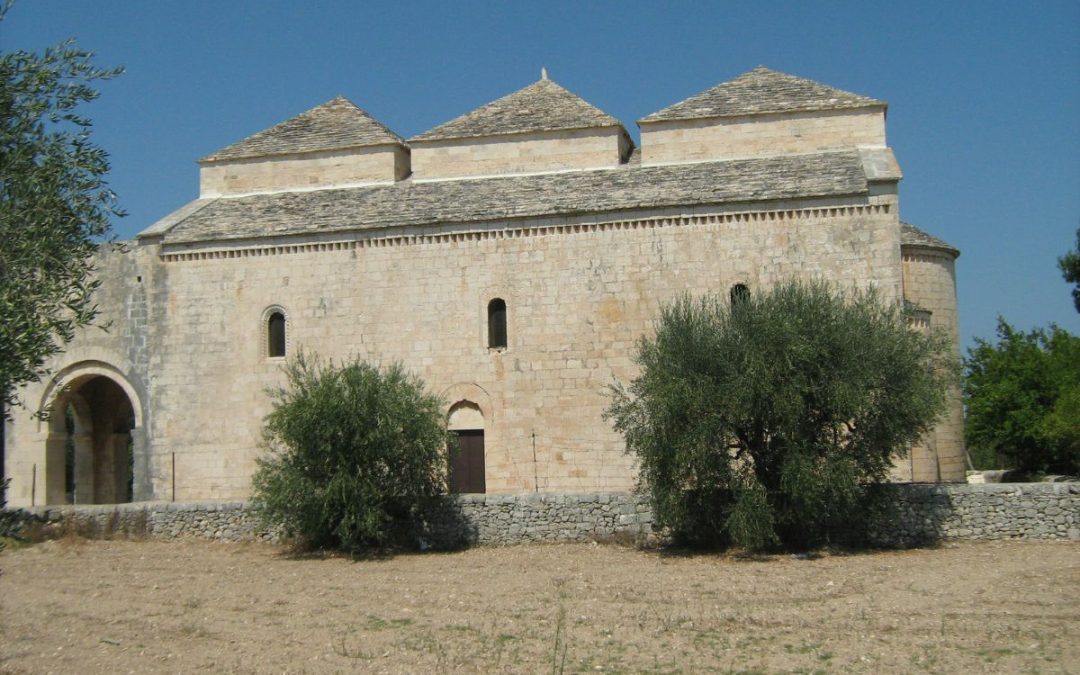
[541,66,548,81]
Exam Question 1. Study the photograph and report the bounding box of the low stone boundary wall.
[19,501,270,542]
[867,482,1080,547]
[8,483,1078,548]
[422,492,653,547]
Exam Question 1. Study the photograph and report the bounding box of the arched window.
[487,298,507,349]
[730,283,750,305]
[267,311,287,357]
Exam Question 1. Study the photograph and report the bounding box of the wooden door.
[449,430,486,494]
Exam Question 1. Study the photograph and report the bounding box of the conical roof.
[201,96,405,162]
[901,222,960,257]
[410,77,623,142]
[640,66,885,123]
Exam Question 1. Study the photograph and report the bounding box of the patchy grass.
[0,539,1076,673]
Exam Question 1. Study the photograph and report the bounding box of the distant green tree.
[252,353,449,551]
[0,3,124,416]
[1059,227,1080,313]
[963,319,1080,475]
[607,281,954,551]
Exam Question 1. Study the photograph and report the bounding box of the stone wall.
[410,128,628,179]
[13,484,1078,549]
[3,244,159,506]
[421,492,653,547]
[640,107,886,165]
[199,145,409,197]
[117,201,902,502]
[898,247,965,482]
[866,483,1080,548]
[21,501,270,542]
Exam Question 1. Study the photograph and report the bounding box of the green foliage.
[252,353,449,551]
[607,281,954,550]
[0,3,124,415]
[963,319,1080,475]
[1059,227,1080,313]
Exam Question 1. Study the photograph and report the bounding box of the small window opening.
[488,298,507,349]
[268,311,286,357]
[730,283,750,305]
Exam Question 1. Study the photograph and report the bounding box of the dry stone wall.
[14,484,1078,548]
[866,483,1080,547]
[421,492,654,547]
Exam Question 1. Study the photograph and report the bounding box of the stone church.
[3,66,964,507]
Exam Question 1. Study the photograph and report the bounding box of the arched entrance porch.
[41,367,143,505]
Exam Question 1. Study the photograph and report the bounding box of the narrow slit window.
[487,298,507,349]
[267,311,286,357]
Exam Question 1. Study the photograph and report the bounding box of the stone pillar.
[130,427,152,501]
[73,431,94,504]
[44,432,68,505]
[110,433,131,502]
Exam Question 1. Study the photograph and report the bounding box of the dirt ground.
[0,538,1077,674]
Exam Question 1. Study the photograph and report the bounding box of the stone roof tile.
[201,96,405,162]
[901,222,960,257]
[640,66,885,123]
[410,78,623,142]
[154,150,868,244]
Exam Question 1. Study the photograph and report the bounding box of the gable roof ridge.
[201,96,405,163]
[409,77,623,142]
[639,66,886,124]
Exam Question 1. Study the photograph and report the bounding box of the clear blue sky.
[4,0,1079,351]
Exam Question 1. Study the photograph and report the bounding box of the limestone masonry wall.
[410,128,627,179]
[142,203,899,501]
[899,248,965,481]
[18,484,1078,548]
[3,244,159,506]
[199,145,408,196]
[641,108,886,165]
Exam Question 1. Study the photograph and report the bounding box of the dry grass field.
[1,538,1077,674]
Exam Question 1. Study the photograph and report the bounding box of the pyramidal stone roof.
[640,66,885,123]
[410,76,623,142]
[901,222,960,257]
[201,96,405,163]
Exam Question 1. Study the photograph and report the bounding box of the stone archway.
[42,371,140,505]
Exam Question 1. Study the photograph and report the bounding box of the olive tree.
[607,281,955,550]
[0,3,124,414]
[252,353,449,551]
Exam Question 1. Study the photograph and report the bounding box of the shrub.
[963,319,1080,475]
[252,353,449,551]
[606,280,954,550]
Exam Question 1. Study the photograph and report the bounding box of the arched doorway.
[447,400,485,494]
[45,375,136,504]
